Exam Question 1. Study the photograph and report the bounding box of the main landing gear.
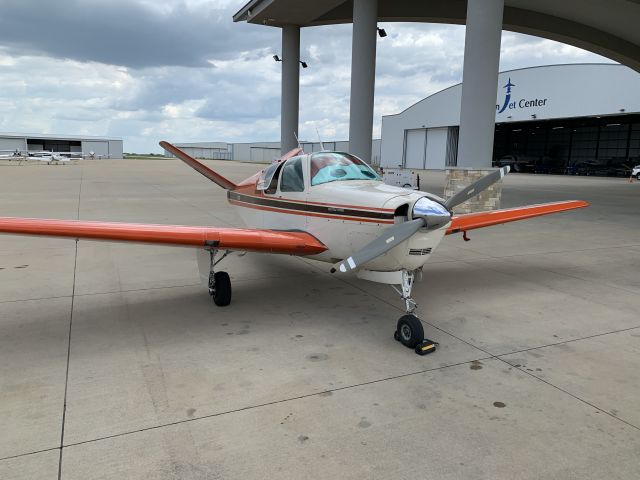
[391,270,438,356]
[207,248,232,306]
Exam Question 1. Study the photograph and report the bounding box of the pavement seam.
[462,254,640,296]
[461,242,640,260]
[0,271,320,305]
[494,324,640,357]
[0,294,72,305]
[133,174,238,227]
[492,356,640,432]
[57,165,83,480]
[59,356,494,450]
[0,447,60,463]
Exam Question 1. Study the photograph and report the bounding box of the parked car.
[494,155,536,173]
[572,158,632,177]
[632,165,640,180]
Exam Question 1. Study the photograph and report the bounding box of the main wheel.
[212,271,232,306]
[396,315,424,348]
[636,173,640,180]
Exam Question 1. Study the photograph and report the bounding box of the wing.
[0,217,326,255]
[446,200,589,235]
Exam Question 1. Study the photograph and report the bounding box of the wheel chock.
[415,339,438,355]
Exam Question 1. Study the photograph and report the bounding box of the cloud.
[0,0,276,68]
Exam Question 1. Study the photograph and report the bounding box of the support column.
[457,0,504,168]
[349,0,378,162]
[281,25,300,154]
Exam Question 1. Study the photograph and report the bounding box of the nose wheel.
[391,270,438,355]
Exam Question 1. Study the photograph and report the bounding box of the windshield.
[310,152,380,186]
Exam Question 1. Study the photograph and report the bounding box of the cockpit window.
[280,156,305,192]
[310,152,380,186]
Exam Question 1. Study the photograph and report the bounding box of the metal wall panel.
[250,147,281,163]
[425,128,448,169]
[0,137,27,151]
[108,140,123,158]
[81,141,109,157]
[403,129,426,168]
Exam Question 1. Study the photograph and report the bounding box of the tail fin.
[160,141,237,190]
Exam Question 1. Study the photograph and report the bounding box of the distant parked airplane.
[0,149,25,160]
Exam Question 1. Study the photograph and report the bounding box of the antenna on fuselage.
[293,131,304,153]
[316,127,326,151]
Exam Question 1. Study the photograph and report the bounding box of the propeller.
[331,166,509,274]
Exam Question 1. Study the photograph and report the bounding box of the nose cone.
[412,197,451,230]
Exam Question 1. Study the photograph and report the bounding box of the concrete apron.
[444,167,504,214]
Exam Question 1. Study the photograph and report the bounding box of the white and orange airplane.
[0,142,588,354]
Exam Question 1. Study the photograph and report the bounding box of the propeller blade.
[331,219,425,274]
[444,166,510,210]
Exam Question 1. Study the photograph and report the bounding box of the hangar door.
[425,128,448,169]
[0,138,27,151]
[82,141,109,157]
[403,129,426,169]
[250,147,281,163]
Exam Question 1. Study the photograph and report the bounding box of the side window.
[280,157,305,192]
[257,161,282,194]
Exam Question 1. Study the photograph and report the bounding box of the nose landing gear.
[391,270,438,355]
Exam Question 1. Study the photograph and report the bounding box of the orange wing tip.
[446,200,589,235]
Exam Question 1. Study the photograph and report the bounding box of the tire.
[396,315,424,348]
[636,173,640,181]
[212,271,231,306]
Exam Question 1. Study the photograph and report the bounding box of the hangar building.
[165,140,382,164]
[380,64,640,173]
[0,133,123,158]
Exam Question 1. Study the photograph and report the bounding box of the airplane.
[27,151,82,164]
[0,149,25,160]
[0,141,589,355]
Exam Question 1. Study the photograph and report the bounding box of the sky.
[0,0,613,154]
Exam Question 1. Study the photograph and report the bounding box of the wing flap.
[446,200,589,235]
[0,217,326,255]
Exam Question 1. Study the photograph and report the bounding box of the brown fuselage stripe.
[228,191,396,223]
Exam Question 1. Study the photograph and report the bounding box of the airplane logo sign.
[496,77,548,114]
[497,78,516,113]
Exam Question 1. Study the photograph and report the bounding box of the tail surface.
[160,141,237,190]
